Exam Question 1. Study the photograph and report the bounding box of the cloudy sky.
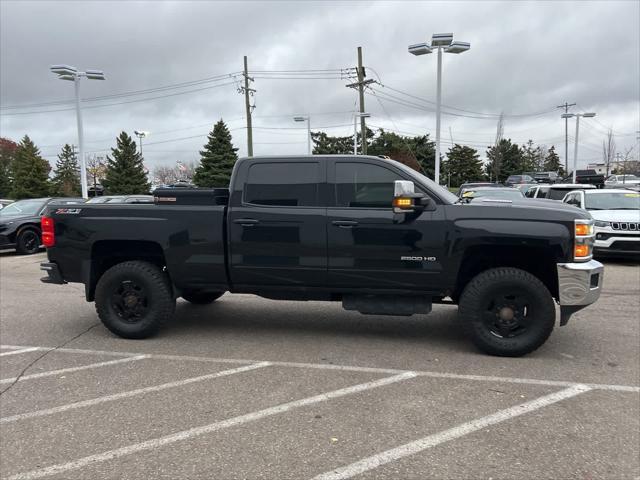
[1,0,638,175]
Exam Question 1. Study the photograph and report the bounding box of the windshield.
[585,192,640,210]
[619,175,639,181]
[0,199,46,216]
[391,160,459,203]
[465,189,524,200]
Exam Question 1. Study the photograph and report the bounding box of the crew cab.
[40,155,604,357]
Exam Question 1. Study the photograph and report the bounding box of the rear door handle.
[233,218,259,226]
[332,220,358,228]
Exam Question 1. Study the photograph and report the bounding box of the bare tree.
[153,165,179,185]
[602,129,616,177]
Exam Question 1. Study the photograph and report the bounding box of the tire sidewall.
[96,263,173,338]
[16,228,41,255]
[460,268,555,357]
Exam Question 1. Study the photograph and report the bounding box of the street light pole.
[50,65,105,199]
[409,33,470,185]
[293,117,311,155]
[352,112,371,155]
[564,111,596,183]
[434,46,443,185]
[73,75,86,199]
[134,131,149,157]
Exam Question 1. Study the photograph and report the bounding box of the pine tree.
[485,139,523,183]
[543,145,564,176]
[10,136,51,199]
[102,132,151,194]
[0,137,18,198]
[521,139,542,173]
[193,120,239,187]
[52,144,81,196]
[443,144,484,187]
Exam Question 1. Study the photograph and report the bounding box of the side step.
[342,294,432,316]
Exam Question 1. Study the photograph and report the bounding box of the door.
[327,159,448,293]
[228,159,327,288]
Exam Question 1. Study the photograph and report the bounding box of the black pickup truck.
[40,155,604,356]
[565,170,606,189]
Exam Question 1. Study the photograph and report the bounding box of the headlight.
[574,219,595,261]
[594,220,610,228]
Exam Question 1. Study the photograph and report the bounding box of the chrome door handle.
[332,220,358,228]
[233,218,259,226]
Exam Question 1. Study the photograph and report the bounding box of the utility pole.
[557,102,576,173]
[242,56,255,157]
[346,47,375,156]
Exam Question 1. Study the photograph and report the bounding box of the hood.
[589,210,640,222]
[460,197,591,222]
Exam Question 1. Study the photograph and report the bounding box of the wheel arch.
[87,240,169,301]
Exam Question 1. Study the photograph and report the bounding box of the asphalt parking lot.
[0,250,638,479]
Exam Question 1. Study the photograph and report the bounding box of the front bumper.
[557,260,604,325]
[594,228,640,256]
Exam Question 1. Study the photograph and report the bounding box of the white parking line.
[0,362,271,424]
[1,344,638,393]
[312,384,592,480]
[0,348,41,357]
[0,355,147,385]
[6,372,417,480]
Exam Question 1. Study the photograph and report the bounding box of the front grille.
[611,222,639,231]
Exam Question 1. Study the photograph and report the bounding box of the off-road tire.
[95,261,175,339]
[15,228,41,255]
[458,267,555,357]
[181,291,224,304]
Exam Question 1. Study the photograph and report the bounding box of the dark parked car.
[563,170,605,189]
[0,197,83,254]
[41,155,603,357]
[534,172,560,184]
[505,175,535,186]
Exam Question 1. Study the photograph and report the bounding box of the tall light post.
[134,130,150,156]
[353,112,371,154]
[50,65,105,199]
[562,112,596,183]
[293,117,311,155]
[409,33,470,184]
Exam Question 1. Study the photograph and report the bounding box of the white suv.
[563,189,640,257]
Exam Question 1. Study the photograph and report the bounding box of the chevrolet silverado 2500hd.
[40,155,604,356]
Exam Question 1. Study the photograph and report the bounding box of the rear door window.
[244,162,320,207]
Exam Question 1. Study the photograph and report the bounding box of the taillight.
[41,216,55,247]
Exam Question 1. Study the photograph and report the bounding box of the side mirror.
[392,180,429,214]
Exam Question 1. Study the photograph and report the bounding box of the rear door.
[326,158,448,292]
[228,158,327,288]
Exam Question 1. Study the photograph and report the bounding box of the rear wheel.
[458,267,555,357]
[16,228,41,255]
[95,261,175,339]
[181,291,224,304]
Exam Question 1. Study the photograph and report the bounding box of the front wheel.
[458,267,556,357]
[95,261,175,339]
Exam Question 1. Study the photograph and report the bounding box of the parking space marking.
[2,344,639,393]
[0,361,271,424]
[0,347,40,357]
[6,372,417,480]
[312,384,592,480]
[0,355,148,385]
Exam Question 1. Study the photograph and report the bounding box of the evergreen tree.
[311,131,356,154]
[193,120,239,187]
[10,136,51,199]
[521,139,542,173]
[102,132,150,194]
[0,137,18,197]
[368,130,422,172]
[543,145,564,176]
[485,139,523,183]
[52,144,81,196]
[442,144,484,187]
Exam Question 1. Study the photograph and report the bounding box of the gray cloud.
[1,0,638,172]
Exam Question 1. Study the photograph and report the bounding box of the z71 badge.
[55,208,82,214]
